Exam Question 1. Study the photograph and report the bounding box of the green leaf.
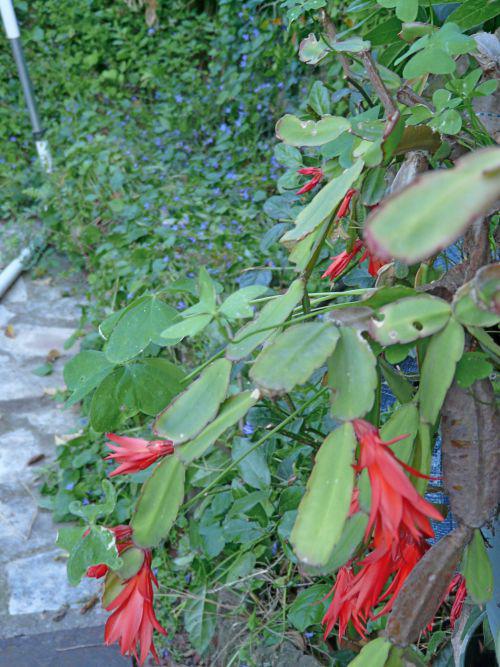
[430,109,462,136]
[64,350,115,406]
[219,285,269,320]
[308,81,331,116]
[446,0,500,30]
[304,512,368,575]
[452,265,500,327]
[274,144,303,168]
[89,367,138,432]
[455,352,493,389]
[403,46,456,78]
[368,295,451,345]
[126,359,185,416]
[395,0,419,22]
[328,327,377,420]
[348,638,392,666]
[161,313,213,344]
[250,322,339,394]
[288,584,331,631]
[365,147,500,264]
[380,358,415,404]
[232,437,271,490]
[102,571,126,608]
[104,295,177,363]
[330,37,371,52]
[154,358,231,443]
[115,546,145,580]
[281,160,364,247]
[69,479,116,523]
[177,390,260,464]
[299,33,331,64]
[291,423,357,567]
[419,318,465,425]
[56,526,86,552]
[463,529,494,604]
[226,279,304,361]
[33,362,53,377]
[380,402,419,464]
[275,114,350,147]
[130,454,185,548]
[64,526,122,586]
[183,586,217,655]
[361,167,386,206]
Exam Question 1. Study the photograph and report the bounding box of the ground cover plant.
[1,0,499,665]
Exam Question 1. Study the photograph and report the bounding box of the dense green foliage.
[1,0,499,665]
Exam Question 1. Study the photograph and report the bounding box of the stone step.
[0,625,131,666]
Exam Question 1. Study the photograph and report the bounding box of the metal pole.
[0,0,52,298]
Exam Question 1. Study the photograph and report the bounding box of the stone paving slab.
[0,625,131,667]
[0,270,112,650]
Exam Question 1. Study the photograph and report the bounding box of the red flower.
[323,534,427,641]
[360,248,386,277]
[449,575,467,629]
[104,550,167,665]
[352,419,443,549]
[336,188,357,219]
[86,525,134,579]
[105,433,174,477]
[322,239,364,282]
[427,573,467,632]
[322,564,357,640]
[296,167,324,195]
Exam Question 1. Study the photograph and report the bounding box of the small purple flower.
[65,483,75,491]
[242,423,254,435]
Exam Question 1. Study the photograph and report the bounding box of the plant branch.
[360,50,398,117]
[319,10,351,79]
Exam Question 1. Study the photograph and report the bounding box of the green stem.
[182,388,328,511]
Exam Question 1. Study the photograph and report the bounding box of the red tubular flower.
[449,575,467,629]
[105,433,174,477]
[427,573,467,632]
[296,167,324,195]
[104,550,167,665]
[352,419,443,549]
[336,188,357,219]
[322,564,357,640]
[323,534,428,641]
[86,525,134,579]
[322,239,364,282]
[359,248,386,277]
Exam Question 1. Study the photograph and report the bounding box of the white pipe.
[0,248,31,299]
[0,0,19,38]
[0,0,51,300]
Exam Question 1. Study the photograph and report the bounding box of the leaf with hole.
[368,295,451,346]
[291,423,357,567]
[250,322,339,394]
